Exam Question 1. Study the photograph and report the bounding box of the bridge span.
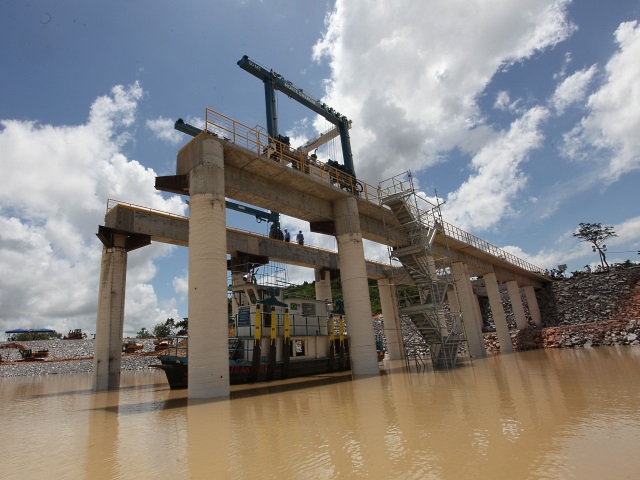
[93,111,548,397]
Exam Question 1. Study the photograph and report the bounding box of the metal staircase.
[379,172,465,369]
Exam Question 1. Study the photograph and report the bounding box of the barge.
[156,275,353,389]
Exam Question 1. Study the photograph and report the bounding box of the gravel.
[0,338,161,378]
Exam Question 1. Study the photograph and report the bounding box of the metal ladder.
[379,172,465,369]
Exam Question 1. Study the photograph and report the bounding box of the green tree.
[152,318,176,338]
[573,223,616,271]
[136,327,153,338]
[175,318,188,335]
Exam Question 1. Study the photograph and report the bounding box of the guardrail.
[205,108,379,203]
[141,108,547,276]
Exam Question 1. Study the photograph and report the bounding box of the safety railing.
[233,312,338,338]
[201,109,544,276]
[205,108,379,203]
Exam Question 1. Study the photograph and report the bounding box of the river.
[1,347,639,479]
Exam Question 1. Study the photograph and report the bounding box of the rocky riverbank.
[0,339,161,378]
[484,266,640,352]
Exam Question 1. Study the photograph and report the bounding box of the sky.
[1,0,639,336]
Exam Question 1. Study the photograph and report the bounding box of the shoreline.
[3,318,640,378]
[0,338,161,378]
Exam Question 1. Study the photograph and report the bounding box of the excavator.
[0,343,49,362]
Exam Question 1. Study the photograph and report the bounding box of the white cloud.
[146,116,184,144]
[615,216,640,248]
[443,106,549,230]
[561,21,640,180]
[0,83,186,336]
[313,0,575,183]
[495,91,511,111]
[550,65,597,115]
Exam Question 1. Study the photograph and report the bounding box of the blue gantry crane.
[237,54,356,178]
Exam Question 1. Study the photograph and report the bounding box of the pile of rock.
[485,318,639,352]
[484,266,640,352]
[537,267,640,326]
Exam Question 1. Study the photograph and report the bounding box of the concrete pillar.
[484,273,513,353]
[377,278,403,360]
[523,285,542,326]
[447,286,460,312]
[93,236,128,391]
[451,262,486,359]
[473,294,483,331]
[187,138,230,398]
[333,196,379,376]
[314,269,332,303]
[506,281,528,330]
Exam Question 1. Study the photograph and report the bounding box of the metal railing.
[205,108,378,202]
[233,312,339,338]
[194,110,545,275]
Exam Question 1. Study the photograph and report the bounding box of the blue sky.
[1,0,639,336]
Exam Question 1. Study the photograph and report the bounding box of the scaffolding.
[378,171,467,369]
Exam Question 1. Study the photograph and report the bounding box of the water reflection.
[1,349,640,479]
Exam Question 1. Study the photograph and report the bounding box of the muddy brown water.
[1,347,639,479]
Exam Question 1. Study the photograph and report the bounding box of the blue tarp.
[5,328,55,333]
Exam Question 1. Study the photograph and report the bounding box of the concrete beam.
[167,134,549,287]
[103,204,391,279]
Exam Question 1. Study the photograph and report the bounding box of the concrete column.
[451,263,486,359]
[447,286,460,312]
[187,138,229,398]
[314,269,332,303]
[523,285,542,326]
[333,196,379,376]
[506,281,528,330]
[484,273,513,353]
[377,278,403,360]
[473,294,483,331]
[93,236,128,391]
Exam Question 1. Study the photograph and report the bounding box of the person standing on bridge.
[296,230,304,246]
[284,229,290,242]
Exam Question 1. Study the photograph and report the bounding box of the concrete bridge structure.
[93,111,548,398]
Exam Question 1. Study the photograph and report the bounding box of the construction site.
[94,55,549,398]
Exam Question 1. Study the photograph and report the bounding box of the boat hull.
[157,355,351,390]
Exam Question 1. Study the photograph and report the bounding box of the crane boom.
[298,122,351,154]
[237,55,355,176]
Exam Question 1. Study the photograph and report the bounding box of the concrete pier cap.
[177,133,225,176]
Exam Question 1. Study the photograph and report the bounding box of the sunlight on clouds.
[551,65,597,115]
[146,116,184,144]
[313,0,575,183]
[0,82,185,335]
[444,106,549,231]
[561,21,640,180]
